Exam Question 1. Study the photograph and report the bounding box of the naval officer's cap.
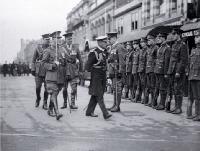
[96,36,108,42]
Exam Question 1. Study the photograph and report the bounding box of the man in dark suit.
[85,36,112,120]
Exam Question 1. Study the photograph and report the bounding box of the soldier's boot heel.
[186,99,194,119]
[42,100,48,110]
[61,101,67,109]
[193,100,200,121]
[111,93,121,112]
[157,93,167,110]
[35,98,41,108]
[108,91,117,110]
[172,97,183,114]
[48,101,55,117]
[144,91,149,105]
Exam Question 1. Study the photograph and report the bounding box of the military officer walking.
[167,29,188,114]
[154,33,171,110]
[107,32,126,112]
[61,32,83,109]
[136,37,147,104]
[131,39,140,102]
[145,34,158,107]
[187,29,200,121]
[85,36,112,120]
[31,34,50,109]
[42,31,66,120]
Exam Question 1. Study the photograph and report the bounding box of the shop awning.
[181,21,200,31]
[118,29,150,43]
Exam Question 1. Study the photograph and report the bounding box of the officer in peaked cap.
[131,39,140,102]
[61,31,83,110]
[85,35,112,120]
[167,28,188,114]
[42,30,66,120]
[124,41,134,101]
[107,31,127,112]
[31,33,51,109]
[145,34,159,107]
[153,32,171,110]
[187,29,200,121]
[136,37,147,104]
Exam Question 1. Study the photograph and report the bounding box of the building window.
[171,0,177,10]
[131,12,139,31]
[117,17,123,34]
[146,0,150,19]
[156,0,166,16]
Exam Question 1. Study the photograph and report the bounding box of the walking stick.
[67,89,72,114]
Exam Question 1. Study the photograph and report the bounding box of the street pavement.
[0,75,200,151]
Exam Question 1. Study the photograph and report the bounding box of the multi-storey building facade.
[87,0,115,40]
[66,0,91,51]
[66,0,200,46]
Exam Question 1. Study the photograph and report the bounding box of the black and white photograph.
[0,0,200,151]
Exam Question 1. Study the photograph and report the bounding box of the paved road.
[1,75,200,151]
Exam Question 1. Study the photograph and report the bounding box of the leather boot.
[144,89,149,105]
[152,89,158,109]
[193,100,200,121]
[70,94,78,109]
[47,101,55,117]
[42,91,48,110]
[147,92,153,107]
[135,88,141,103]
[156,93,167,110]
[52,95,63,120]
[35,88,41,107]
[172,96,182,114]
[170,97,178,113]
[130,88,135,102]
[111,93,121,112]
[186,99,194,119]
[107,91,116,110]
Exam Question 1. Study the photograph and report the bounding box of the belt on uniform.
[93,66,106,69]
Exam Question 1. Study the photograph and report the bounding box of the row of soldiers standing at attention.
[31,28,200,121]
[31,31,82,120]
[105,29,200,121]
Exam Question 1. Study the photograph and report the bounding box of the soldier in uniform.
[187,29,200,121]
[107,32,126,112]
[31,34,50,108]
[125,41,134,101]
[60,32,83,109]
[85,36,112,120]
[42,31,66,120]
[154,33,171,110]
[167,29,188,114]
[136,37,147,104]
[145,34,158,107]
[131,39,140,102]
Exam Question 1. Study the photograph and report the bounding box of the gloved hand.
[52,63,57,70]
[31,71,35,76]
